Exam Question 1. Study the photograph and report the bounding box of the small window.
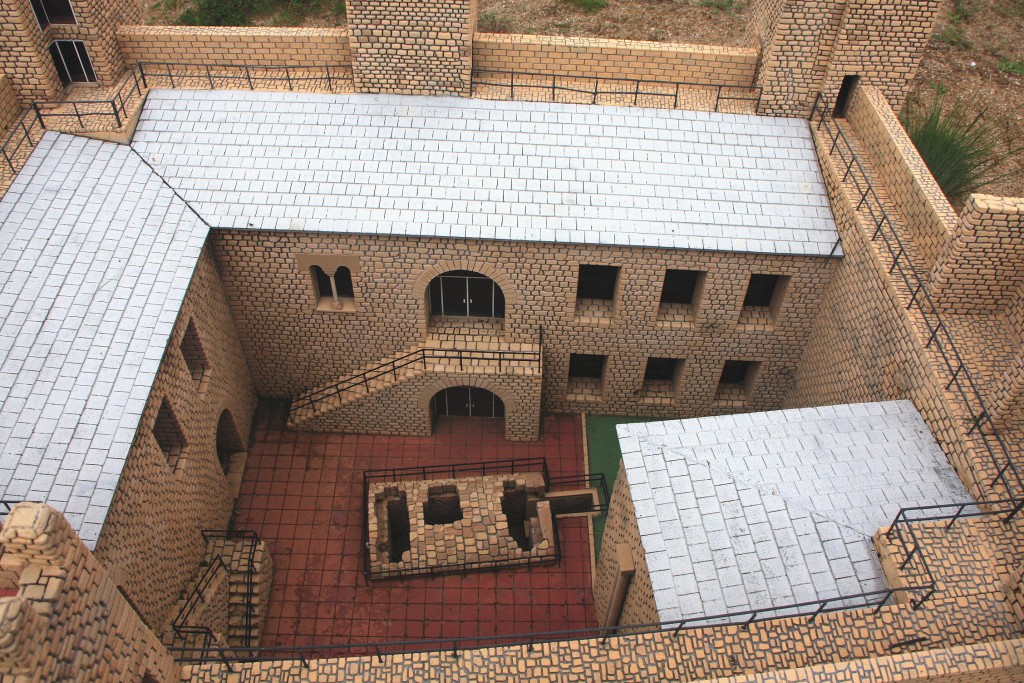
[49,40,95,86]
[577,265,619,301]
[643,357,681,398]
[567,353,606,400]
[179,320,210,391]
[153,400,187,473]
[660,270,701,305]
[569,353,606,379]
[311,265,355,311]
[740,274,789,326]
[30,0,76,28]
[833,75,860,118]
[716,360,760,402]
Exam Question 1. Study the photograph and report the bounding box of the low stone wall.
[473,34,758,86]
[846,85,957,272]
[0,75,21,135]
[116,26,351,67]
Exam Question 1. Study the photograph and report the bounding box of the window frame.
[30,0,77,30]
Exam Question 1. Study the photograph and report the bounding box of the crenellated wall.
[0,503,179,683]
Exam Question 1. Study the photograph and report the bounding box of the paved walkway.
[236,403,594,649]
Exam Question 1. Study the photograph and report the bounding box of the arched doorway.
[216,409,246,496]
[427,270,505,318]
[430,387,506,418]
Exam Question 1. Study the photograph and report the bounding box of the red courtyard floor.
[236,403,596,649]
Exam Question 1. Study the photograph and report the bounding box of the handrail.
[170,555,228,653]
[169,581,934,667]
[546,472,611,514]
[202,529,261,647]
[471,69,762,113]
[885,498,1024,573]
[809,93,1024,519]
[292,346,542,414]
[0,108,46,179]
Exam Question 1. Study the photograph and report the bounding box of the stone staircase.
[288,336,541,429]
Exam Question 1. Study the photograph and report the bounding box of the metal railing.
[886,498,1024,573]
[202,529,262,648]
[471,69,762,113]
[170,581,934,668]
[0,109,45,177]
[170,555,229,652]
[546,472,611,515]
[810,93,1024,518]
[363,458,558,580]
[292,346,542,414]
[31,66,145,131]
[137,61,354,94]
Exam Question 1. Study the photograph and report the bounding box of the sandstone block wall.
[117,26,351,67]
[750,0,940,117]
[0,503,179,683]
[0,0,64,101]
[927,196,1024,314]
[93,246,258,633]
[593,461,658,627]
[0,76,21,134]
[473,34,758,86]
[50,0,138,85]
[788,123,992,499]
[347,0,474,96]
[210,231,835,433]
[845,85,956,272]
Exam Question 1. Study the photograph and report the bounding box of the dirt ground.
[141,0,1022,198]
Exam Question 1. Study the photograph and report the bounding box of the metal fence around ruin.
[202,528,262,648]
[810,93,1024,518]
[362,458,561,581]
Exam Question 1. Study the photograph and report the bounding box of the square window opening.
[568,353,607,399]
[716,360,760,402]
[180,320,210,391]
[30,0,76,28]
[576,265,619,318]
[659,269,704,322]
[740,274,789,325]
[153,400,187,473]
[643,357,681,397]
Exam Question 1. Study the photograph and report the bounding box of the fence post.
[73,102,83,130]
[139,62,148,89]
[206,64,214,89]
[245,65,254,90]
[32,103,45,130]
[111,101,121,129]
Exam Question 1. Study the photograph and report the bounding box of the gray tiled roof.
[0,133,208,547]
[617,401,972,623]
[131,90,841,256]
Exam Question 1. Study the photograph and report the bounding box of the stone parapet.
[117,26,351,67]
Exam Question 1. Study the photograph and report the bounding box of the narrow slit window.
[833,75,860,118]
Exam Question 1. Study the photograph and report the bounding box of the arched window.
[311,265,355,310]
[427,270,505,318]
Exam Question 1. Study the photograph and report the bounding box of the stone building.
[0,0,1023,681]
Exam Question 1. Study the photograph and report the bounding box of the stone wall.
[845,85,956,272]
[117,26,351,67]
[0,75,21,134]
[50,0,138,85]
[0,0,64,101]
[210,231,835,432]
[788,122,993,499]
[750,0,940,117]
[92,246,258,632]
[593,461,658,627]
[928,196,1024,314]
[473,34,757,86]
[0,503,179,683]
[347,0,475,96]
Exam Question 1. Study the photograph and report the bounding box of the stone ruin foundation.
[367,471,557,579]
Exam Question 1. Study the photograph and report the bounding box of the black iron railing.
[471,69,762,113]
[363,458,558,580]
[137,61,354,94]
[170,581,934,669]
[0,110,45,177]
[546,472,611,515]
[202,529,261,648]
[292,346,541,415]
[171,555,228,651]
[31,66,145,131]
[886,499,1024,573]
[810,93,1024,518]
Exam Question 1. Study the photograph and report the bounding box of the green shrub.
[179,0,253,25]
[999,57,1024,76]
[935,24,973,48]
[479,11,511,32]
[572,0,607,12]
[900,92,1024,203]
[698,0,740,13]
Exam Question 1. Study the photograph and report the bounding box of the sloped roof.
[616,400,971,622]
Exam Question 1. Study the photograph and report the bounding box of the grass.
[900,90,1024,203]
[572,0,608,12]
[585,415,659,557]
[935,0,974,48]
[698,0,742,14]
[178,0,343,25]
[999,57,1024,76]
[479,11,512,33]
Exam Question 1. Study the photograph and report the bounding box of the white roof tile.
[617,400,971,623]
[131,90,841,257]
